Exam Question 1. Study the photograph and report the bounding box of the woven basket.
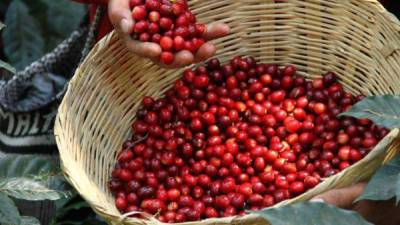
[55,0,400,224]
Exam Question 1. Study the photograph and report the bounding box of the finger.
[203,22,230,40]
[124,36,162,58]
[194,43,216,63]
[150,51,194,69]
[171,50,194,67]
[108,0,134,35]
[311,183,367,209]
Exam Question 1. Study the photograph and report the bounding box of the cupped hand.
[311,183,400,225]
[108,0,230,68]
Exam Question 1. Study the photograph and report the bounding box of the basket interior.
[55,0,400,222]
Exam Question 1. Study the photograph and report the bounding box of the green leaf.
[0,21,5,30]
[54,194,95,224]
[32,0,85,52]
[20,216,41,225]
[54,195,77,212]
[0,155,57,178]
[56,216,107,225]
[57,200,89,218]
[0,193,21,225]
[42,0,85,38]
[252,202,372,225]
[339,95,400,129]
[0,59,16,74]
[396,173,400,204]
[357,155,400,203]
[2,0,44,70]
[0,155,73,201]
[0,177,71,201]
[23,1,48,30]
[80,217,108,225]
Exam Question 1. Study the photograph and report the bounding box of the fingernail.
[120,19,130,34]
[310,198,325,203]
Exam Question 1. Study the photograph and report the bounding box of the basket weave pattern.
[55,0,400,224]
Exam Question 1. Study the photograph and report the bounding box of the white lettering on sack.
[0,108,15,135]
[41,109,57,133]
[0,106,57,137]
[29,112,40,134]
[14,114,31,136]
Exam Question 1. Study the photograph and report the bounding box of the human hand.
[311,183,400,225]
[108,0,230,68]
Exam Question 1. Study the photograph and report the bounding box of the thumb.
[311,183,367,209]
[108,0,133,35]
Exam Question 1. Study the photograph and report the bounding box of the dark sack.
[0,28,87,154]
[0,96,59,153]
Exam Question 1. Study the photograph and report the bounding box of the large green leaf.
[0,193,21,225]
[42,0,85,38]
[2,0,44,70]
[356,155,400,203]
[0,60,16,74]
[0,155,72,201]
[252,202,372,225]
[23,0,48,30]
[0,19,15,74]
[54,193,78,213]
[55,199,89,219]
[56,216,107,225]
[0,155,57,178]
[2,216,40,225]
[0,177,71,201]
[2,0,85,69]
[53,194,107,225]
[20,216,41,225]
[19,0,85,53]
[0,0,12,11]
[340,95,400,129]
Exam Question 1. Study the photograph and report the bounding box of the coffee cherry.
[285,119,302,133]
[132,6,147,20]
[304,176,319,188]
[205,207,218,218]
[270,90,286,104]
[130,0,206,61]
[338,146,351,161]
[337,132,350,145]
[339,161,351,170]
[111,60,383,222]
[313,103,326,115]
[160,36,174,51]
[289,181,305,195]
[161,52,174,64]
[363,137,377,148]
[299,132,315,145]
[350,149,362,162]
[215,195,230,209]
[115,197,127,211]
[193,75,210,88]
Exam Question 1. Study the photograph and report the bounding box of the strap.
[80,6,106,64]
[0,28,87,112]
[0,5,106,112]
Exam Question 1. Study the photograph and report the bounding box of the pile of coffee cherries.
[130,0,206,64]
[109,56,388,223]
